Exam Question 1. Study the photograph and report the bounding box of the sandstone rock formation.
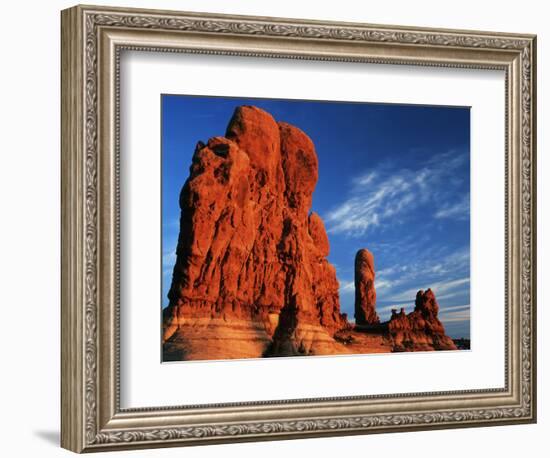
[387,289,457,351]
[162,106,348,361]
[354,249,380,325]
[162,105,460,361]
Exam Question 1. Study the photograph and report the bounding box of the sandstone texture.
[354,249,380,325]
[163,106,347,360]
[387,289,457,351]
[162,105,459,361]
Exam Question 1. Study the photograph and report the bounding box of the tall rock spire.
[163,105,347,360]
[354,249,380,325]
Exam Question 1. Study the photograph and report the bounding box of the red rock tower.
[354,248,380,325]
[162,106,348,360]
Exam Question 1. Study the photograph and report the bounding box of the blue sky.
[161,95,471,339]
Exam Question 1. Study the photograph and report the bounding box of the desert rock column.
[354,248,380,325]
[162,105,349,360]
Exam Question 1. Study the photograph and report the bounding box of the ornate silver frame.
[61,4,537,453]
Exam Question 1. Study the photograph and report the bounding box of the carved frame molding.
[61,4,536,452]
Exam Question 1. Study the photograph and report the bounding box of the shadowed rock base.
[162,318,454,361]
[163,318,272,362]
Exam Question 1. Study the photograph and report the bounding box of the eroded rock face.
[163,106,347,360]
[388,289,457,351]
[354,249,380,325]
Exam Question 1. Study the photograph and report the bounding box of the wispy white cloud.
[325,168,430,236]
[339,280,355,294]
[434,277,471,301]
[435,194,470,220]
[438,303,470,313]
[165,217,180,229]
[439,305,470,323]
[426,247,470,276]
[376,304,404,315]
[375,278,395,291]
[324,149,469,237]
[375,303,470,322]
[163,268,173,277]
[162,248,177,280]
[162,251,176,266]
[340,276,399,297]
[372,246,469,302]
[353,171,377,186]
[384,277,469,303]
[377,265,411,277]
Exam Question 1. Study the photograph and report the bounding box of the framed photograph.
[61,4,537,453]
